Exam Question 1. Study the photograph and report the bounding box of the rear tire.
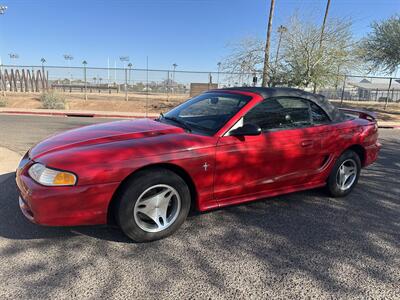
[116,168,191,242]
[326,150,361,197]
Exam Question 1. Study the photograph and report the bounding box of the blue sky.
[0,0,398,71]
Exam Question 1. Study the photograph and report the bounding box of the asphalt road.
[0,115,399,299]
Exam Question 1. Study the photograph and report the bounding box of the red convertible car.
[16,87,380,242]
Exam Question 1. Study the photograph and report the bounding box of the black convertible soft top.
[211,87,346,122]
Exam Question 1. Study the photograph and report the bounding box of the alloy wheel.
[133,184,181,233]
[336,159,357,191]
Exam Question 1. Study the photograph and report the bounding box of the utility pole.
[319,0,331,48]
[262,0,276,87]
[274,25,287,67]
[314,0,331,93]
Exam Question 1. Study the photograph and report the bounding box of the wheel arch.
[107,163,198,224]
[344,144,366,166]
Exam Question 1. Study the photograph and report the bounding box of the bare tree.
[221,37,264,85]
[222,14,357,90]
[281,15,357,89]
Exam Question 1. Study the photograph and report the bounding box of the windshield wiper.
[161,114,192,132]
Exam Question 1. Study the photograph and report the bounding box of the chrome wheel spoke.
[133,184,181,233]
[336,159,357,191]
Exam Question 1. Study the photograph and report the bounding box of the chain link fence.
[1,64,399,112]
[318,75,400,104]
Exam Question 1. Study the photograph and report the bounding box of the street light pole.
[274,25,287,67]
[127,62,132,85]
[63,54,74,90]
[82,60,87,100]
[172,63,177,93]
[8,53,18,92]
[119,56,129,97]
[172,63,177,82]
[217,62,221,87]
[40,58,46,90]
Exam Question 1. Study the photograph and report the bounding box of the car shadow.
[0,132,398,298]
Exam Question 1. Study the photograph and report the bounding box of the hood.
[29,118,184,159]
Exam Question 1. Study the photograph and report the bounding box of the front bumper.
[16,166,119,226]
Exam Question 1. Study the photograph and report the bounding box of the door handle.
[301,140,313,147]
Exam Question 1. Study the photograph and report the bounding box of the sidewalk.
[0,108,159,119]
[0,107,399,128]
[0,147,21,182]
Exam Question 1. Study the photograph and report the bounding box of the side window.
[310,102,330,124]
[243,97,312,131]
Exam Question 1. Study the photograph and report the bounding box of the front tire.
[116,168,191,242]
[327,150,361,197]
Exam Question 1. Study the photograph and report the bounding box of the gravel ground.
[0,115,399,299]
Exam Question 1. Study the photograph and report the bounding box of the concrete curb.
[0,108,158,119]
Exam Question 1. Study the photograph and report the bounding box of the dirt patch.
[1,92,188,114]
[2,92,400,123]
[331,100,400,122]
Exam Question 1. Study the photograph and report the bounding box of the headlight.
[28,163,77,186]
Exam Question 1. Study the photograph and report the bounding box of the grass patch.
[0,96,7,107]
[40,92,66,109]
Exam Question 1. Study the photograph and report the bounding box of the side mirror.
[230,123,262,136]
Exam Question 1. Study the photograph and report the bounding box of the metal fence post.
[84,65,87,101]
[166,70,170,101]
[384,77,392,110]
[340,75,347,104]
[125,68,128,101]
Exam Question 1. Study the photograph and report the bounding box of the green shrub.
[0,97,7,107]
[40,92,66,109]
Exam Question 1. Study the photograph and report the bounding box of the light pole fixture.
[63,54,74,83]
[120,56,129,68]
[40,58,46,65]
[9,53,19,59]
[63,54,73,61]
[0,5,7,14]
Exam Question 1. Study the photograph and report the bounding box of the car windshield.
[159,92,251,135]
